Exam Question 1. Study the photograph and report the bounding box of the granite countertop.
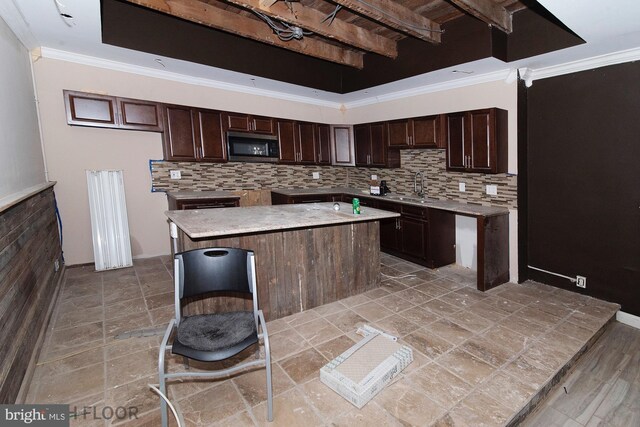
[166,190,240,200]
[166,202,400,239]
[271,187,509,217]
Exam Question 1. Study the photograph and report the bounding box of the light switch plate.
[459,182,466,192]
[486,184,498,196]
[312,172,320,179]
[170,170,181,180]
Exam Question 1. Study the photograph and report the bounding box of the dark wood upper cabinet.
[446,108,507,173]
[316,124,331,165]
[63,90,162,132]
[195,109,225,162]
[163,104,225,162]
[387,115,443,149]
[64,91,118,128]
[354,122,400,168]
[117,98,163,131]
[222,112,275,135]
[276,120,297,163]
[276,120,324,164]
[296,121,317,164]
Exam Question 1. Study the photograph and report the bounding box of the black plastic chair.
[158,248,273,426]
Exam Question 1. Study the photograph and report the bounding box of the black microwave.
[227,132,280,163]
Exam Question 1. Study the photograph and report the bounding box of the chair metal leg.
[159,320,175,427]
[266,348,273,422]
[259,311,274,422]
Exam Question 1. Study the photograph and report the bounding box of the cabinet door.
[118,98,163,131]
[316,124,331,165]
[411,115,439,148]
[333,126,353,165]
[400,216,428,260]
[251,116,275,134]
[468,109,492,172]
[369,122,387,166]
[163,105,198,161]
[222,112,251,132]
[354,124,371,166]
[387,119,410,147]
[64,90,117,128]
[446,113,466,171]
[195,109,225,162]
[377,202,401,252]
[427,209,456,268]
[277,120,297,163]
[296,122,316,164]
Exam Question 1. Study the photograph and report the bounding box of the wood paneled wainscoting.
[0,184,63,402]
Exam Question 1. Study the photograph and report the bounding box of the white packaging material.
[320,329,413,408]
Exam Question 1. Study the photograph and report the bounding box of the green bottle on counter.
[352,198,360,215]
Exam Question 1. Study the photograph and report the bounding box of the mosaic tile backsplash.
[151,149,517,209]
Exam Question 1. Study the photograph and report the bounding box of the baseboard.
[616,310,640,330]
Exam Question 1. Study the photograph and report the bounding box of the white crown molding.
[38,47,344,109]
[529,47,640,83]
[617,310,640,330]
[343,69,512,109]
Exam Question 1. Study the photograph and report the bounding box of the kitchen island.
[166,202,400,321]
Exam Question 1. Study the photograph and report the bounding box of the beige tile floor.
[25,253,620,426]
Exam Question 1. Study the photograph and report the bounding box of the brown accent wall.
[0,187,63,402]
[526,62,640,316]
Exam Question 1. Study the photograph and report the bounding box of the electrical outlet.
[312,172,320,179]
[170,170,181,180]
[576,276,587,288]
[486,184,498,196]
[371,174,378,181]
[54,260,60,272]
[459,182,466,192]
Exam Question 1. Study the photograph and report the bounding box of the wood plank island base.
[166,202,400,321]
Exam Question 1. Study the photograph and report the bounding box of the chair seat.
[172,311,258,362]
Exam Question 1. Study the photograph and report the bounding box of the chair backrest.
[175,248,255,299]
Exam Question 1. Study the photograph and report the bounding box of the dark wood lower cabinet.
[167,195,239,210]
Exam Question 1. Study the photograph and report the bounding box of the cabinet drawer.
[376,201,401,212]
[175,198,239,210]
[401,204,428,219]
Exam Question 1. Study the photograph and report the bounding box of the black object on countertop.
[380,180,390,195]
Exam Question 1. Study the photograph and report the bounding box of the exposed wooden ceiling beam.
[331,0,442,44]
[448,0,512,33]
[219,0,397,58]
[123,0,364,68]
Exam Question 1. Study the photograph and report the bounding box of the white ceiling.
[2,0,640,107]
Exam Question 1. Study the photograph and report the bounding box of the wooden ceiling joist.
[123,0,364,68]
[448,0,512,33]
[331,0,442,44]
[221,0,398,58]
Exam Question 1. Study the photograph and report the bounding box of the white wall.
[0,17,45,200]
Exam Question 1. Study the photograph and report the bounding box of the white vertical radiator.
[86,170,133,271]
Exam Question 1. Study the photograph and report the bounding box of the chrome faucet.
[414,171,425,198]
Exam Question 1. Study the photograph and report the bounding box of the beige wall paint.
[0,18,45,200]
[34,57,519,281]
[33,58,344,265]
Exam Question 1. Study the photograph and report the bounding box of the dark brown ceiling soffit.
[122,0,365,68]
